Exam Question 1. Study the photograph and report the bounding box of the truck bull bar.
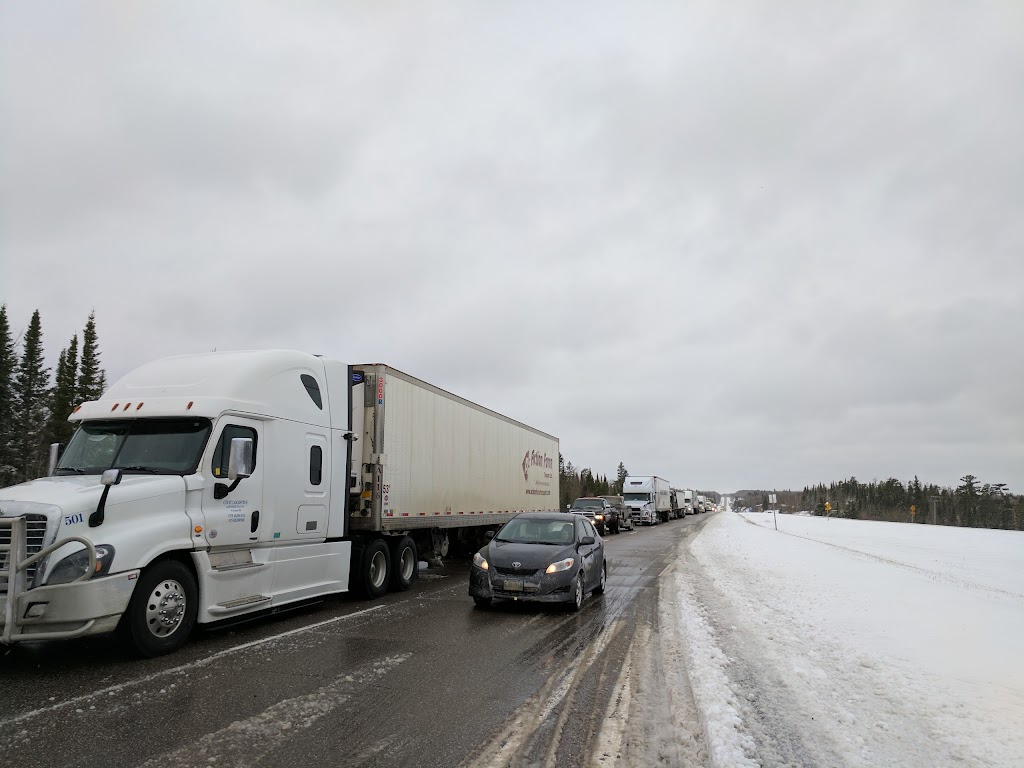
[1,516,98,643]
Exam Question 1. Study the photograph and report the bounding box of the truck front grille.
[0,514,49,593]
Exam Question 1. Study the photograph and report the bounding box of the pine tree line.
[794,475,1023,531]
[558,454,628,509]
[0,306,106,488]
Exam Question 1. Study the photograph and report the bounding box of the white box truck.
[696,494,707,513]
[622,476,671,525]
[0,351,559,656]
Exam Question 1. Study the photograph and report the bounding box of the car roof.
[511,512,577,522]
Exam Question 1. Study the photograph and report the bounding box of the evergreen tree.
[77,310,105,402]
[13,310,50,481]
[616,462,628,494]
[956,475,980,527]
[0,305,18,487]
[45,334,79,449]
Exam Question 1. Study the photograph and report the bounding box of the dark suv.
[569,497,621,535]
[599,495,633,531]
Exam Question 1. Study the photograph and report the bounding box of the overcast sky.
[1,1,1022,494]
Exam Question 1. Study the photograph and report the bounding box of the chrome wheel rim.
[400,546,415,581]
[370,550,388,589]
[600,567,606,591]
[575,577,583,608]
[145,579,187,638]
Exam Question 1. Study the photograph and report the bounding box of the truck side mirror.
[215,437,254,499]
[90,469,123,527]
[47,443,61,476]
[228,437,253,481]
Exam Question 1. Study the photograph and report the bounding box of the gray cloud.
[1,0,1021,492]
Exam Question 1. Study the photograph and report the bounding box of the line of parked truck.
[1,349,715,658]
[620,476,713,524]
[567,477,715,534]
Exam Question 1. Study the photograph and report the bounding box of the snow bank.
[672,575,759,768]
[686,513,1024,767]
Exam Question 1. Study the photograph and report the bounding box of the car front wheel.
[570,573,585,612]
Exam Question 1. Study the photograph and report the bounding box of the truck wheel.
[119,559,197,658]
[389,536,417,592]
[362,538,391,598]
[473,596,492,609]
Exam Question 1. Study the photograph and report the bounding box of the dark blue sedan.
[469,512,607,611]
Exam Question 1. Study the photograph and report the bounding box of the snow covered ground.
[668,512,1024,767]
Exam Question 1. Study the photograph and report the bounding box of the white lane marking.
[135,653,411,768]
[0,603,389,729]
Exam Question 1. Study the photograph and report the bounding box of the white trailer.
[0,351,558,656]
[696,494,707,513]
[622,476,672,525]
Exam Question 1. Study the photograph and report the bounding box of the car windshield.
[495,518,575,545]
[623,493,651,502]
[56,418,213,475]
[571,499,603,508]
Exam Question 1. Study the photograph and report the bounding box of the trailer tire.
[119,559,197,658]
[389,536,417,592]
[361,538,391,598]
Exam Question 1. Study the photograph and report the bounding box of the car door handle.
[250,510,260,533]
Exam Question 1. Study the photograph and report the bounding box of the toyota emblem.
[512,561,521,568]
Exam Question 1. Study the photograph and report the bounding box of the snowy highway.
[3,510,1023,767]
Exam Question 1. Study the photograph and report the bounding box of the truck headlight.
[594,514,604,521]
[473,552,489,571]
[46,545,114,585]
[545,558,574,574]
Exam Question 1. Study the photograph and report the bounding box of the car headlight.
[473,552,489,571]
[46,545,114,585]
[594,514,604,521]
[545,558,574,574]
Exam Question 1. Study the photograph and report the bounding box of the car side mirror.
[484,530,495,540]
[580,536,595,546]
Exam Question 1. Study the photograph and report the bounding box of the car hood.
[486,540,576,570]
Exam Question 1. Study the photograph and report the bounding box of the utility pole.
[929,495,940,526]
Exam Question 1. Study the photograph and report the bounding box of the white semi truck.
[622,475,672,525]
[682,489,696,515]
[0,350,559,656]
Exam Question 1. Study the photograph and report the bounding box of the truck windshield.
[623,493,651,502]
[56,419,213,476]
[571,499,603,509]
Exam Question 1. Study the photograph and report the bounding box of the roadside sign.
[769,493,777,504]
[824,502,832,512]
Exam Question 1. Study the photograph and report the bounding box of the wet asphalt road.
[0,514,713,768]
